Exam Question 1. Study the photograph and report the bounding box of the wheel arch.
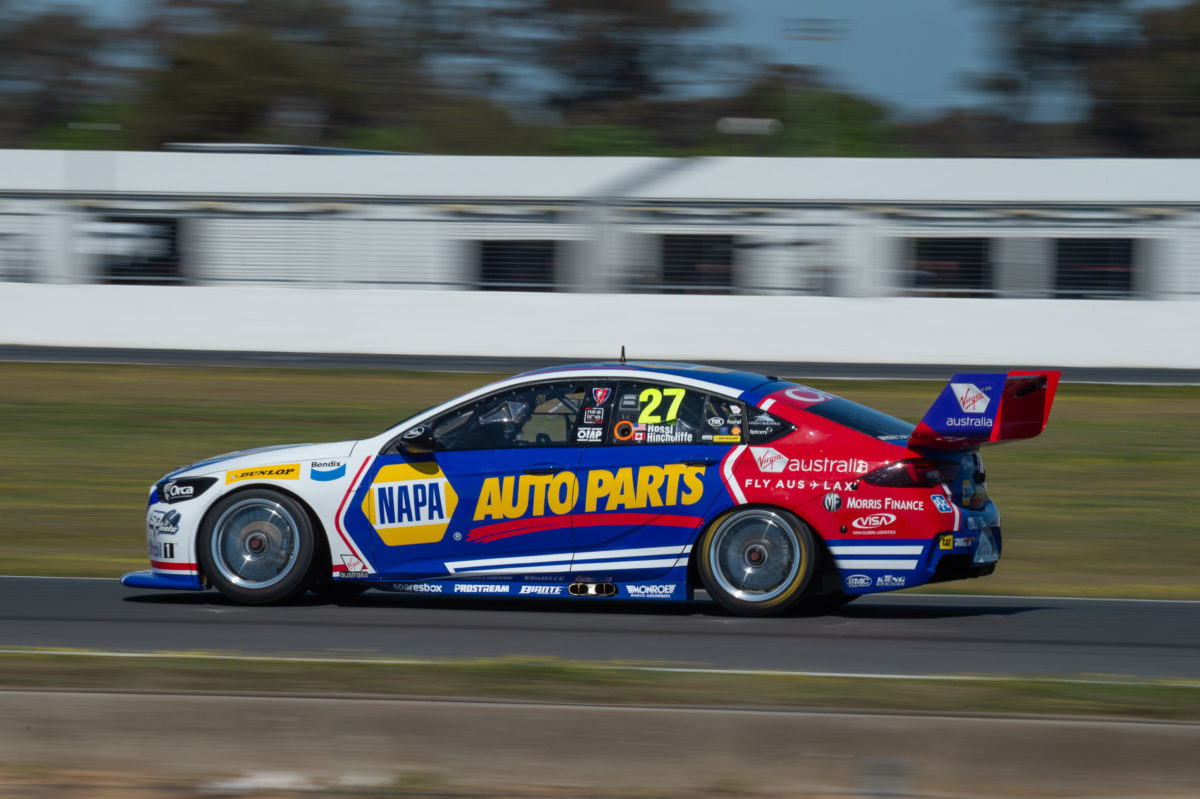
[687,502,831,590]
[195,482,331,586]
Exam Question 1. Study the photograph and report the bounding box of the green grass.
[1,652,1198,721]
[1,363,1198,598]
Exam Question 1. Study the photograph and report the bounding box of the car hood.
[165,440,359,480]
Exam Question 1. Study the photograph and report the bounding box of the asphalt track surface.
[5,345,1200,384]
[3,577,1198,680]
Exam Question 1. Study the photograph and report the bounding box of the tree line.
[1,0,1197,157]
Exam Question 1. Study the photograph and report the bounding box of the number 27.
[638,387,685,424]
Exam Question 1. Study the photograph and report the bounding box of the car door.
[571,380,744,581]
[349,380,591,580]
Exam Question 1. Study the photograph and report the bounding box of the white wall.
[1,283,1196,369]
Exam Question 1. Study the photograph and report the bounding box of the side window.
[431,382,585,451]
[698,395,747,444]
[572,383,617,444]
[608,382,707,445]
[747,407,795,444]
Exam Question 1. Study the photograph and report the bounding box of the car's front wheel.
[697,507,818,616]
[198,489,316,604]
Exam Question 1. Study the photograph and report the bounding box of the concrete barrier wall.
[1,283,1196,369]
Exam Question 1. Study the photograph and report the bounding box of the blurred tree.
[0,8,107,146]
[137,27,358,144]
[970,0,1133,123]
[1083,1,1200,155]
[484,0,724,111]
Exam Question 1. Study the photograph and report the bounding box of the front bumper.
[120,570,205,591]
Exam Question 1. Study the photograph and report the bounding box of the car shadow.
[122,589,1047,620]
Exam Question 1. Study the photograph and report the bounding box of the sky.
[40,0,1194,121]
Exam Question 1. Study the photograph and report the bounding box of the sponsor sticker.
[750,446,787,473]
[852,513,896,530]
[162,481,194,502]
[931,494,953,513]
[148,509,181,536]
[584,407,604,425]
[402,426,428,439]
[950,383,991,414]
[454,584,510,594]
[784,386,834,405]
[620,393,640,410]
[954,536,975,547]
[845,574,872,589]
[519,585,563,595]
[875,574,907,588]
[474,464,706,521]
[823,492,842,512]
[626,584,676,599]
[939,534,954,550]
[592,387,612,405]
[393,582,443,593]
[711,434,740,443]
[708,416,725,428]
[340,554,368,577]
[226,464,300,484]
[311,460,347,481]
[577,427,603,442]
[363,462,459,546]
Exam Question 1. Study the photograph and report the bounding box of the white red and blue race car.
[122,362,1059,616]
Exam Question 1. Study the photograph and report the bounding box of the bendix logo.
[950,382,991,414]
[852,513,896,530]
[749,446,787,473]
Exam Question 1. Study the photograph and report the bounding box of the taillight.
[861,458,960,487]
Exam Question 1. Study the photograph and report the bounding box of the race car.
[122,362,1059,616]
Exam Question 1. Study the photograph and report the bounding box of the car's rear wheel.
[698,507,818,616]
[198,489,316,604]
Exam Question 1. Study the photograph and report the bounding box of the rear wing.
[908,370,1061,451]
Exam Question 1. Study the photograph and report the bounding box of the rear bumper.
[120,570,205,591]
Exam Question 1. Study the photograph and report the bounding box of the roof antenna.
[620,345,626,365]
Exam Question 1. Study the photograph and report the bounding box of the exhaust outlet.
[568,582,617,597]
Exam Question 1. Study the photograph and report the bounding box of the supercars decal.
[362,462,459,546]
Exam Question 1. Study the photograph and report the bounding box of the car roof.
[516,361,780,395]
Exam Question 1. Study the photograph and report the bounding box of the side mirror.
[399,424,436,454]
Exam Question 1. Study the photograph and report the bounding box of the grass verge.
[1,651,1198,721]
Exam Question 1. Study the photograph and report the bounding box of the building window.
[1055,239,1134,298]
[95,216,183,285]
[477,240,557,291]
[659,234,735,293]
[908,238,991,296]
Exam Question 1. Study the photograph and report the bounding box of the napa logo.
[362,462,458,546]
[474,465,706,522]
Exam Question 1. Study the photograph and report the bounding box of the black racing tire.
[697,507,819,617]
[198,489,317,604]
[309,581,370,602]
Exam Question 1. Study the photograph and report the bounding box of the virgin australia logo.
[749,446,787,473]
[950,383,990,414]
